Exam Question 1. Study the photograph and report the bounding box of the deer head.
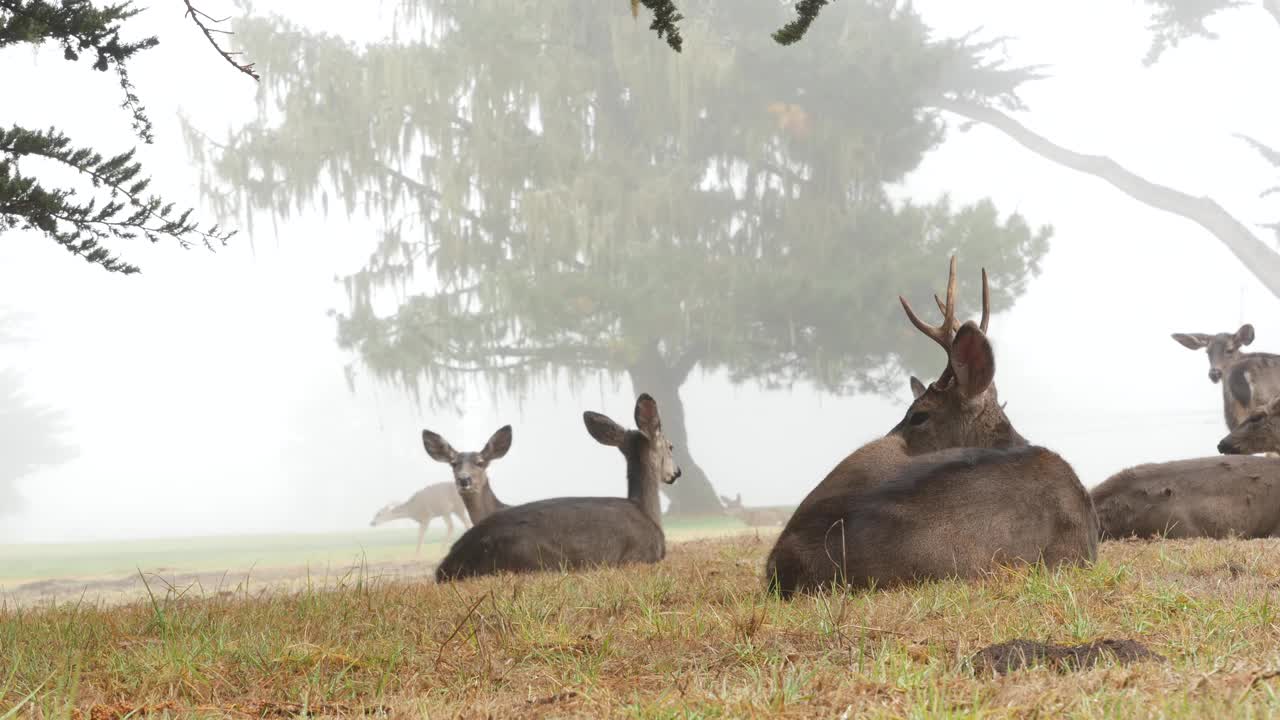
[1217,395,1280,455]
[888,256,1025,453]
[1172,324,1255,383]
[421,425,512,497]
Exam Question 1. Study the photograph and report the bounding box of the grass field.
[0,515,749,584]
[5,528,1280,717]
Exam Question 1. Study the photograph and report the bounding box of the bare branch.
[182,0,259,81]
[935,96,1280,298]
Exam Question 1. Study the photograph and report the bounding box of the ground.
[3,524,1280,717]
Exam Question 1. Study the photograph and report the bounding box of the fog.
[1,1,1277,544]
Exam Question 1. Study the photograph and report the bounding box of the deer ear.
[1171,333,1211,350]
[1236,324,1256,346]
[583,411,626,447]
[422,430,457,463]
[909,376,927,399]
[950,322,995,398]
[634,393,662,436]
[482,425,512,460]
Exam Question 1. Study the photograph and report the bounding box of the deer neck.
[626,455,663,526]
[459,483,506,524]
[967,388,1028,449]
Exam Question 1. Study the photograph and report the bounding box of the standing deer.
[765,256,1097,597]
[435,394,680,582]
[369,482,469,556]
[719,493,790,527]
[1172,324,1280,432]
[421,425,512,525]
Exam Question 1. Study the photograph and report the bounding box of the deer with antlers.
[765,256,1097,596]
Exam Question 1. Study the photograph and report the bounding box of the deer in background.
[1172,324,1280,433]
[370,482,469,556]
[719,494,789,527]
[1091,455,1280,540]
[1088,382,1280,541]
[421,425,512,525]
[765,256,1097,597]
[435,394,680,582]
[1218,396,1280,456]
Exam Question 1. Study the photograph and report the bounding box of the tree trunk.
[626,352,725,517]
[933,97,1280,300]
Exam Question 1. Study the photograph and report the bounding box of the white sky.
[1,1,1277,543]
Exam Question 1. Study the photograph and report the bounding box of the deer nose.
[1209,369,1222,382]
[457,476,472,489]
[1218,438,1236,454]
[673,467,682,480]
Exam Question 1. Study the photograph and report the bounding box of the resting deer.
[765,256,1097,597]
[370,482,469,556]
[720,493,789,527]
[421,425,512,525]
[1089,398,1280,540]
[1091,454,1280,540]
[1172,324,1280,432]
[1218,396,1280,456]
[435,393,680,582]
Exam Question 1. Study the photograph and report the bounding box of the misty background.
[1,0,1277,543]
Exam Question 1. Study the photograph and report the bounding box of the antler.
[899,256,959,352]
[929,267,990,334]
[899,256,992,389]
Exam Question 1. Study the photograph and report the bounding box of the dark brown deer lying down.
[421,425,512,525]
[765,256,1097,597]
[434,394,680,582]
[1091,456,1280,539]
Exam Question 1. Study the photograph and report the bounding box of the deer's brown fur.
[765,256,1097,596]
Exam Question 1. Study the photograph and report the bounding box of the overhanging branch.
[1265,0,1280,29]
[933,96,1280,299]
[183,0,259,81]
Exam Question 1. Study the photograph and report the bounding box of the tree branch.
[182,0,258,81]
[934,97,1280,298]
[1264,0,1280,29]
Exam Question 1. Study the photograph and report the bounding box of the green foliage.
[184,0,1049,403]
[1,0,159,141]
[0,1,235,274]
[772,0,829,46]
[635,0,683,51]
[0,126,233,274]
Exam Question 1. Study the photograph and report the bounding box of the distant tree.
[182,0,1051,514]
[0,0,255,274]
[0,314,75,516]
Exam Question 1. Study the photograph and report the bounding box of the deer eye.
[909,411,930,426]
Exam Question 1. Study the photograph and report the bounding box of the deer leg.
[416,523,426,557]
[444,513,454,539]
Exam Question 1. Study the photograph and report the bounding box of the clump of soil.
[972,638,1163,675]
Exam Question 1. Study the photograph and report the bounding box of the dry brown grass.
[6,533,1280,718]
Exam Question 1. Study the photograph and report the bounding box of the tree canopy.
[183,0,1051,513]
[0,0,248,274]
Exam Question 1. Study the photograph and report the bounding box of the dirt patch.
[972,638,1163,675]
